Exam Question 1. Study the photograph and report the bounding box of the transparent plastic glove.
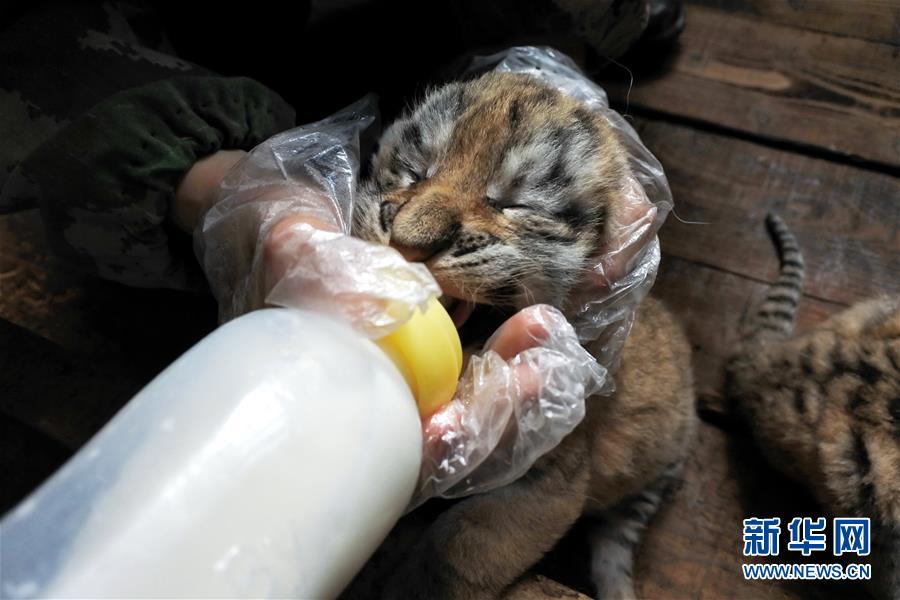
[194,46,672,507]
[195,97,440,336]
[403,46,672,502]
[409,305,605,509]
[460,46,673,372]
[195,100,605,509]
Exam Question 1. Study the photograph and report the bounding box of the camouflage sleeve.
[21,76,295,291]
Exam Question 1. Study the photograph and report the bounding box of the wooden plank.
[601,5,900,166]
[653,255,838,407]
[689,0,900,45]
[632,118,900,307]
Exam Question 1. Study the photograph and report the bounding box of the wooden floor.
[1,1,898,598]
[595,2,900,598]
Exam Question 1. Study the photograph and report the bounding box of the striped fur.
[352,72,629,309]
[589,462,684,599]
[746,213,806,342]
[343,298,696,600]
[727,214,900,600]
[342,74,697,600]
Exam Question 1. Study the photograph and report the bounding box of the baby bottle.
[0,299,461,599]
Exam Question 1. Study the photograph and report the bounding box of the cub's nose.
[389,189,460,262]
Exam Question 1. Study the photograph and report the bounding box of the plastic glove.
[410,304,605,509]
[194,97,440,335]
[459,46,672,364]
[193,45,674,505]
[193,98,606,508]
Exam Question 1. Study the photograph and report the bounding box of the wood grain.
[688,0,900,45]
[653,255,838,405]
[601,5,900,166]
[633,118,900,307]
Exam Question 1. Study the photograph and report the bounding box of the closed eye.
[485,196,532,212]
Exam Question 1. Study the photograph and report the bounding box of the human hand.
[259,207,439,338]
[189,99,606,510]
[410,304,605,509]
[192,97,442,330]
[177,151,404,326]
[173,150,247,233]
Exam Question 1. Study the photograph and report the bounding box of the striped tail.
[748,213,805,342]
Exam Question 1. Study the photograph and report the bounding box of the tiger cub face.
[353,72,630,324]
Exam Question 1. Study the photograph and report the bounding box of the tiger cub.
[346,71,697,599]
[726,213,900,599]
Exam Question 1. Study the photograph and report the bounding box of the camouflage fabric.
[1,0,651,291]
[0,2,295,290]
[23,76,295,290]
[1,2,209,213]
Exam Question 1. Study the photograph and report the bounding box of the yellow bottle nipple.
[375,297,463,417]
